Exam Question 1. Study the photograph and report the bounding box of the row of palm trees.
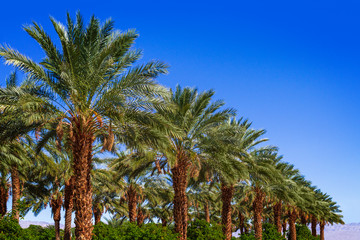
[0,12,343,240]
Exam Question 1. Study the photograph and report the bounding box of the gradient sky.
[0,0,359,224]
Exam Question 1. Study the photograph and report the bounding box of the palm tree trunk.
[93,205,102,225]
[64,176,75,240]
[245,226,249,234]
[0,182,9,216]
[171,156,189,240]
[128,185,137,223]
[253,187,265,240]
[161,218,167,227]
[282,222,287,236]
[51,195,63,240]
[239,212,245,235]
[204,200,210,223]
[137,207,145,225]
[273,201,282,233]
[311,215,317,236]
[320,221,325,240]
[221,183,234,240]
[72,119,94,240]
[288,208,297,240]
[11,165,20,222]
[300,211,307,225]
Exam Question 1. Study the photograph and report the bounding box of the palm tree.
[145,177,174,226]
[233,184,253,235]
[105,150,172,226]
[221,119,267,240]
[154,86,234,239]
[64,175,75,240]
[109,150,162,224]
[0,139,33,221]
[270,159,304,234]
[0,72,44,145]
[284,174,316,240]
[187,181,217,223]
[23,140,73,240]
[0,141,31,221]
[0,12,168,239]
[44,136,75,240]
[313,190,344,240]
[198,117,267,239]
[92,168,118,225]
[0,72,45,221]
[199,120,240,239]
[0,168,10,216]
[247,147,282,240]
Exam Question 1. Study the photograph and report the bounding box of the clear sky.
[0,0,359,224]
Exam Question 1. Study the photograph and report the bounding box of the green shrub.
[187,219,224,240]
[21,225,56,240]
[119,223,178,240]
[289,224,319,240]
[234,223,284,240]
[0,216,23,240]
[93,222,119,240]
[141,223,178,240]
[92,222,178,240]
[263,223,285,240]
[0,216,58,240]
[234,232,256,240]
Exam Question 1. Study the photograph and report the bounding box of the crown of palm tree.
[0,13,170,148]
[198,117,268,185]
[154,85,235,168]
[0,72,44,144]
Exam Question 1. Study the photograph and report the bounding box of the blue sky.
[1,0,360,224]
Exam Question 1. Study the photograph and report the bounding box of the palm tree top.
[0,12,168,123]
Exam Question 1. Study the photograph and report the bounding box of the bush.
[234,223,285,240]
[187,219,224,240]
[234,232,256,240]
[0,216,23,240]
[120,223,178,240]
[92,222,119,240]
[0,216,58,240]
[22,225,56,240]
[289,224,319,240]
[263,223,285,240]
[92,222,178,240]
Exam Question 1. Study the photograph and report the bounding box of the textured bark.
[127,185,137,223]
[320,221,325,240]
[288,208,297,240]
[311,216,317,236]
[72,117,94,240]
[194,202,200,219]
[155,160,162,174]
[253,187,265,240]
[244,225,249,234]
[171,155,189,240]
[221,183,234,240]
[137,207,145,225]
[51,195,63,240]
[11,166,20,222]
[93,205,102,225]
[64,176,75,240]
[0,183,9,216]
[161,218,167,227]
[239,212,245,235]
[282,222,287,236]
[204,201,210,223]
[273,201,282,233]
[300,211,307,225]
